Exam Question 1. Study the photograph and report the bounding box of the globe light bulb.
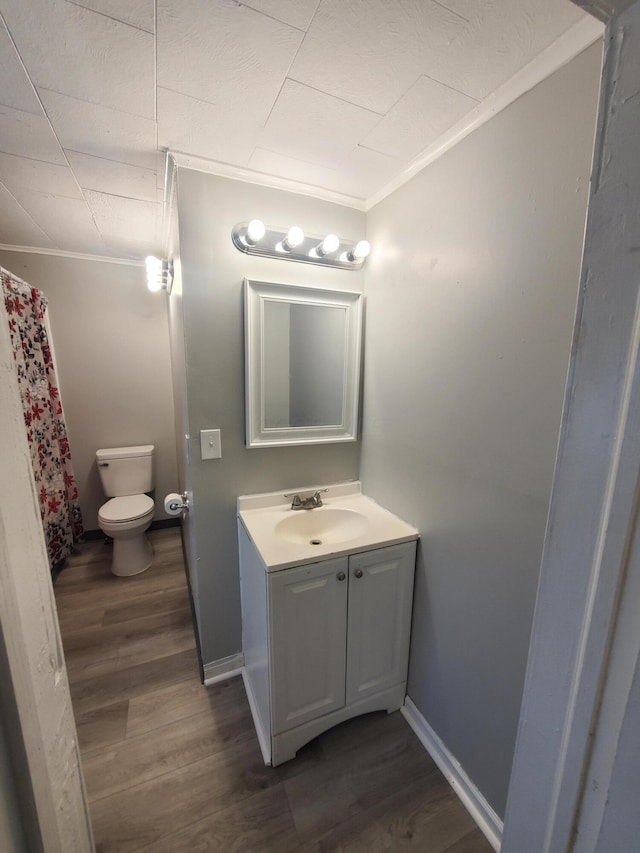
[146,256,165,291]
[284,225,304,250]
[319,234,339,256]
[246,219,265,245]
[351,240,371,260]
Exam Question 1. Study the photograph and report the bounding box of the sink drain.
[310,538,322,545]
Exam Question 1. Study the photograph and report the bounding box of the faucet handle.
[283,489,328,510]
[283,493,304,509]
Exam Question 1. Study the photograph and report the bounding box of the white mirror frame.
[244,278,363,448]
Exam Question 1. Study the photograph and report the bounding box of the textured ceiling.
[0,0,595,261]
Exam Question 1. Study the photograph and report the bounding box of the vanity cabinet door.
[346,542,416,706]
[269,556,348,735]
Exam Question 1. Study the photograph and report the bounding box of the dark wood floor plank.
[286,714,440,844]
[83,701,255,801]
[56,567,187,614]
[65,646,122,681]
[344,719,438,811]
[285,759,363,839]
[100,586,192,626]
[75,701,129,752]
[115,619,196,670]
[443,828,496,852]
[70,647,198,715]
[315,775,476,853]
[136,783,303,853]
[56,599,108,631]
[60,605,192,657]
[89,737,283,852]
[318,708,406,759]
[89,733,327,853]
[61,595,194,680]
[126,673,246,739]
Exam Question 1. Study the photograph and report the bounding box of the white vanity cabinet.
[239,521,417,766]
[345,546,416,705]
[269,556,349,736]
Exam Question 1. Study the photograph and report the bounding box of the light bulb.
[146,256,165,292]
[284,225,304,250]
[317,234,339,256]
[246,219,265,245]
[350,240,371,260]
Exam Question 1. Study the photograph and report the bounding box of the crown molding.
[0,244,143,266]
[167,151,367,212]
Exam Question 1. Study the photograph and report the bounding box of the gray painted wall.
[175,170,365,664]
[359,43,602,817]
[0,251,178,530]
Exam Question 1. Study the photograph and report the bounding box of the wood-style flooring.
[54,527,494,853]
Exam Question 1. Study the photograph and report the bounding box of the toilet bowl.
[98,494,155,576]
[96,445,155,577]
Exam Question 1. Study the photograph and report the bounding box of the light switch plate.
[200,429,222,460]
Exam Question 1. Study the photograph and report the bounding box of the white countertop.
[238,481,418,571]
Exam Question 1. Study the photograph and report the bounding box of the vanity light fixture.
[231,222,370,270]
[145,256,173,294]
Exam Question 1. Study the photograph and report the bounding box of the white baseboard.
[203,653,245,685]
[402,696,503,851]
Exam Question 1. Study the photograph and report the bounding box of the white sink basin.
[238,482,418,571]
[274,507,370,546]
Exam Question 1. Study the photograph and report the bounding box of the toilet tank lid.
[96,445,154,460]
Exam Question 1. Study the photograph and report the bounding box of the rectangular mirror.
[244,279,363,447]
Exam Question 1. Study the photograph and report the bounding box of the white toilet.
[96,445,155,577]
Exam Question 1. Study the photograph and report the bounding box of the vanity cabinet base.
[271,682,406,766]
[239,521,417,768]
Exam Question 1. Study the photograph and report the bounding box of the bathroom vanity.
[237,482,418,766]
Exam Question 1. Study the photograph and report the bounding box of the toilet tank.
[96,445,155,497]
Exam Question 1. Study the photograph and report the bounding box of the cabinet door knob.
[337,571,346,581]
[354,568,363,579]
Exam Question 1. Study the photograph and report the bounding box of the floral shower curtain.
[2,266,83,568]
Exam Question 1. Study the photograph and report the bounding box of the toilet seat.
[98,494,154,524]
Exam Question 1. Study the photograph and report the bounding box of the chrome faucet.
[285,489,328,510]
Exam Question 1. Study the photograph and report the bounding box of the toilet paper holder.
[165,491,190,515]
